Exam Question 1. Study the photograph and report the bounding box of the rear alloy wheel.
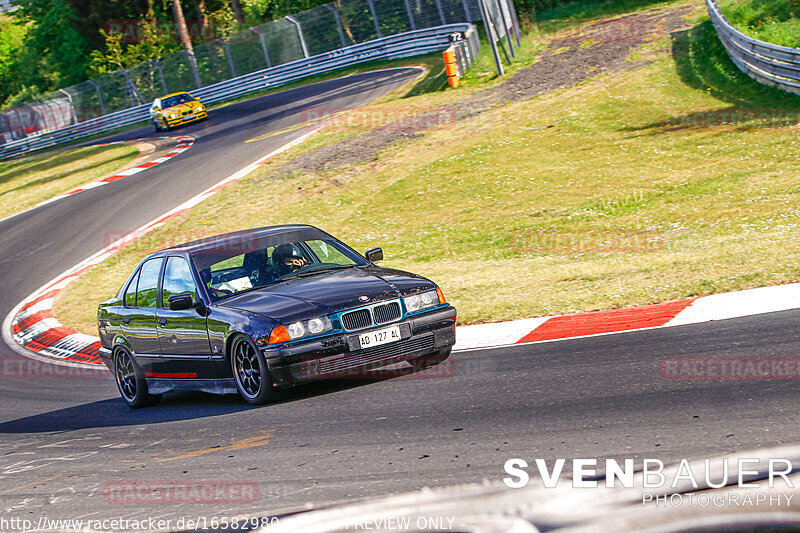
[231,335,278,405]
[114,347,161,408]
[153,119,161,132]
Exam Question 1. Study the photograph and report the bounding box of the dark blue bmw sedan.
[98,225,457,407]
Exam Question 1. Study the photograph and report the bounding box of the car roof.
[157,224,325,255]
[159,92,192,99]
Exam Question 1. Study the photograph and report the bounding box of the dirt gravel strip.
[274,5,693,178]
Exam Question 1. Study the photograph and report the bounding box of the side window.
[162,257,198,307]
[124,269,141,307]
[306,240,356,266]
[136,258,163,308]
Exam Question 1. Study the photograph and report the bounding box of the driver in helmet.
[272,243,307,276]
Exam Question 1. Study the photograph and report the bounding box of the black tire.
[408,348,452,370]
[153,119,161,132]
[230,335,279,405]
[113,347,161,408]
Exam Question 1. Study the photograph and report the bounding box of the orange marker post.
[443,47,459,88]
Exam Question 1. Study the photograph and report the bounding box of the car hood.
[165,101,201,114]
[216,266,435,323]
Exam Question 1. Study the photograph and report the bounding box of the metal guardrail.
[0,23,478,160]
[707,0,800,95]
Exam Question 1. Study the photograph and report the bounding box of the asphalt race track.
[1,68,799,524]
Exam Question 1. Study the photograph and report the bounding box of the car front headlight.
[169,112,180,119]
[286,316,333,340]
[403,289,444,313]
[197,105,204,111]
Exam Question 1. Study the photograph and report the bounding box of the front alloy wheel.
[114,347,161,408]
[231,335,278,405]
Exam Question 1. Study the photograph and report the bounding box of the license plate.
[359,325,401,349]
[182,114,195,121]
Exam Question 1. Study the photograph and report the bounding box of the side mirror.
[168,293,195,311]
[365,248,383,263]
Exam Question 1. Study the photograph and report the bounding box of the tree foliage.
[2,0,573,109]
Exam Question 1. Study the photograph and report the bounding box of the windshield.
[161,93,194,108]
[193,237,368,301]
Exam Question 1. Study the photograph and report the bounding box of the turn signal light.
[436,288,446,304]
[268,325,290,345]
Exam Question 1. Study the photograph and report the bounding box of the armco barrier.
[707,0,800,95]
[0,24,478,160]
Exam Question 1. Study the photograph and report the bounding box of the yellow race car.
[149,92,207,132]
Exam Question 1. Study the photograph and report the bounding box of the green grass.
[717,0,800,47]
[0,144,139,220]
[56,0,800,333]
[527,0,686,30]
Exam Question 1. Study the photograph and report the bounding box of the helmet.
[272,243,304,275]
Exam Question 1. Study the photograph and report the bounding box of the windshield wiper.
[282,264,355,281]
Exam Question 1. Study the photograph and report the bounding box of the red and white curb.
[2,130,321,368]
[36,136,195,207]
[453,284,800,350]
[0,136,195,226]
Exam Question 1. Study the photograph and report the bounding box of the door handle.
[159,318,167,326]
[123,317,131,325]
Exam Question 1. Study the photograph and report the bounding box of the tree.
[14,0,90,88]
[230,0,245,25]
[0,14,28,106]
[172,0,202,87]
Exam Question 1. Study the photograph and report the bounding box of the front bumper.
[265,305,457,387]
[166,110,207,127]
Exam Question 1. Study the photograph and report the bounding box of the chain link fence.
[0,0,516,146]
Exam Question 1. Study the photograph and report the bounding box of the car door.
[119,258,163,371]
[152,256,217,379]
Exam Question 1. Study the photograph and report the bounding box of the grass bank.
[57,0,800,334]
[717,0,800,47]
[0,144,139,220]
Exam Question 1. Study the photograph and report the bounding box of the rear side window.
[124,269,140,307]
[136,258,163,308]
